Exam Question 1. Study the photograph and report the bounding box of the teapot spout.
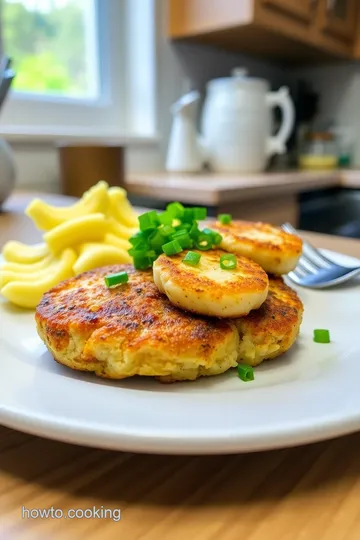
[171,90,201,116]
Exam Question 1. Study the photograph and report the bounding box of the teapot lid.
[207,67,268,91]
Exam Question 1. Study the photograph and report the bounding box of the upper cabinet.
[261,0,314,22]
[318,0,357,41]
[168,0,360,62]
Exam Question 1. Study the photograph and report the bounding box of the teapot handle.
[266,87,295,157]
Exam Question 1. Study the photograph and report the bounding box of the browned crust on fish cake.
[236,277,304,366]
[35,265,239,381]
[213,221,302,256]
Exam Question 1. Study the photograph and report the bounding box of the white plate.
[1,249,360,454]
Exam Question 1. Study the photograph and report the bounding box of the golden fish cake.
[212,220,302,275]
[153,249,269,318]
[35,265,239,383]
[236,276,303,366]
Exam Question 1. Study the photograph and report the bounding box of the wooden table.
[2,192,360,540]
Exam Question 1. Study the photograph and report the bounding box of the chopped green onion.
[313,329,330,344]
[129,231,147,249]
[183,251,201,266]
[194,233,213,250]
[166,202,184,219]
[138,210,158,231]
[104,271,129,288]
[129,203,225,269]
[159,225,175,237]
[146,249,157,260]
[218,213,232,225]
[171,230,193,249]
[182,208,194,222]
[220,254,237,270]
[237,363,254,382]
[212,232,223,245]
[158,212,173,226]
[189,222,200,240]
[133,254,153,270]
[202,227,215,237]
[193,207,207,220]
[149,230,165,252]
[162,239,183,256]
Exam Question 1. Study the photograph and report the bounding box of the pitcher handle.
[266,86,295,157]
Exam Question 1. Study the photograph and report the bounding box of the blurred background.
[1,0,360,236]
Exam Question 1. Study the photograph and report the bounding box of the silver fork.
[281,223,360,289]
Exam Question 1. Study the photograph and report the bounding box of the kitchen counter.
[126,170,342,206]
[2,192,360,540]
[125,169,360,226]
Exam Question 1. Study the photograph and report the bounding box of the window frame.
[0,0,157,142]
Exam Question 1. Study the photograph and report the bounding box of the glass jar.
[298,132,338,170]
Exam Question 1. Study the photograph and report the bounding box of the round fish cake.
[153,249,269,318]
[35,265,239,383]
[236,276,303,366]
[212,220,302,275]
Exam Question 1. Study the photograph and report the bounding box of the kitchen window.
[0,0,157,141]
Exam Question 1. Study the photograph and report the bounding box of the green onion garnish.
[220,254,237,270]
[158,212,173,226]
[212,232,223,245]
[176,222,192,232]
[138,210,158,231]
[313,329,330,344]
[129,204,214,268]
[201,228,222,246]
[182,208,194,222]
[195,233,213,251]
[171,230,193,249]
[149,230,165,252]
[193,207,207,220]
[159,225,175,237]
[183,251,201,266]
[189,222,200,239]
[132,254,153,270]
[237,363,254,382]
[162,239,183,256]
[104,271,129,288]
[218,213,232,225]
[129,231,147,249]
[166,201,184,219]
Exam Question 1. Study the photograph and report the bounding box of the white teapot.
[166,68,295,174]
[202,68,295,173]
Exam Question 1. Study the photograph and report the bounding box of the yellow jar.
[299,132,338,170]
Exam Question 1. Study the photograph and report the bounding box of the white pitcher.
[201,68,295,173]
[165,91,205,173]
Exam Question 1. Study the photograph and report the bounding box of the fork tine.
[286,271,302,285]
[300,247,330,269]
[297,257,317,274]
[281,223,333,267]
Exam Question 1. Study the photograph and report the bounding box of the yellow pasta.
[73,243,131,274]
[25,181,109,231]
[104,233,131,252]
[0,181,138,309]
[1,249,76,309]
[2,242,49,264]
[44,213,108,254]
[107,187,139,228]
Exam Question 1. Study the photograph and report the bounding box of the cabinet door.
[261,0,314,22]
[319,0,357,40]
